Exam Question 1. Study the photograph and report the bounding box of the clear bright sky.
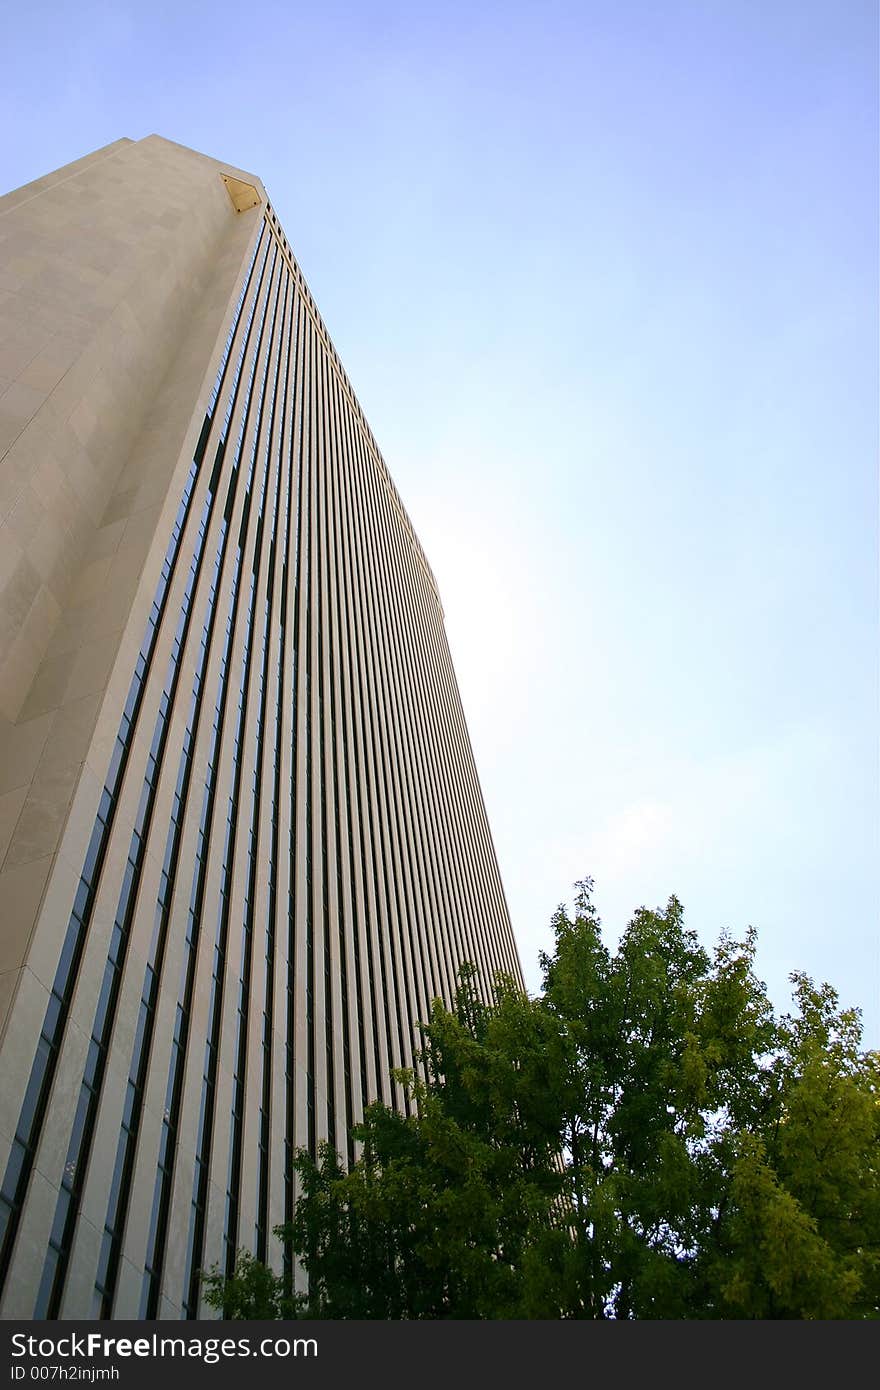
[5,1,878,1041]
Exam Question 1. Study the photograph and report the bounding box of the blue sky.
[5,1,878,1040]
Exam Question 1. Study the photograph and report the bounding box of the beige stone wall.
[0,136,260,722]
[0,138,262,1036]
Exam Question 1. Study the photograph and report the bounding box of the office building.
[0,136,521,1319]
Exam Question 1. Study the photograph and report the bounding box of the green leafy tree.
[710,975,880,1317]
[201,1249,299,1319]
[286,966,566,1318]
[204,882,880,1319]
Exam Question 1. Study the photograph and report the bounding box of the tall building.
[0,136,522,1320]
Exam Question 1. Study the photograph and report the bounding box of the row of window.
[35,448,219,1318]
[89,217,267,1315]
[27,222,272,1321]
[181,251,286,1317]
[2,209,522,1318]
[319,346,520,1077]
[223,274,295,1273]
[281,292,307,1280]
[142,240,281,1320]
[255,287,299,1261]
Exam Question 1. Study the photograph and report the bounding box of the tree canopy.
[203,881,879,1319]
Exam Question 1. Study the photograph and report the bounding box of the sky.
[4,1,878,1042]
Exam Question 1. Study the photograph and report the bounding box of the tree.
[710,974,880,1317]
[284,966,566,1319]
[203,882,880,1319]
[201,1249,298,1320]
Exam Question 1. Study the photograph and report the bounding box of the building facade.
[0,136,522,1320]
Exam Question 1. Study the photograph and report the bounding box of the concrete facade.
[0,136,522,1320]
